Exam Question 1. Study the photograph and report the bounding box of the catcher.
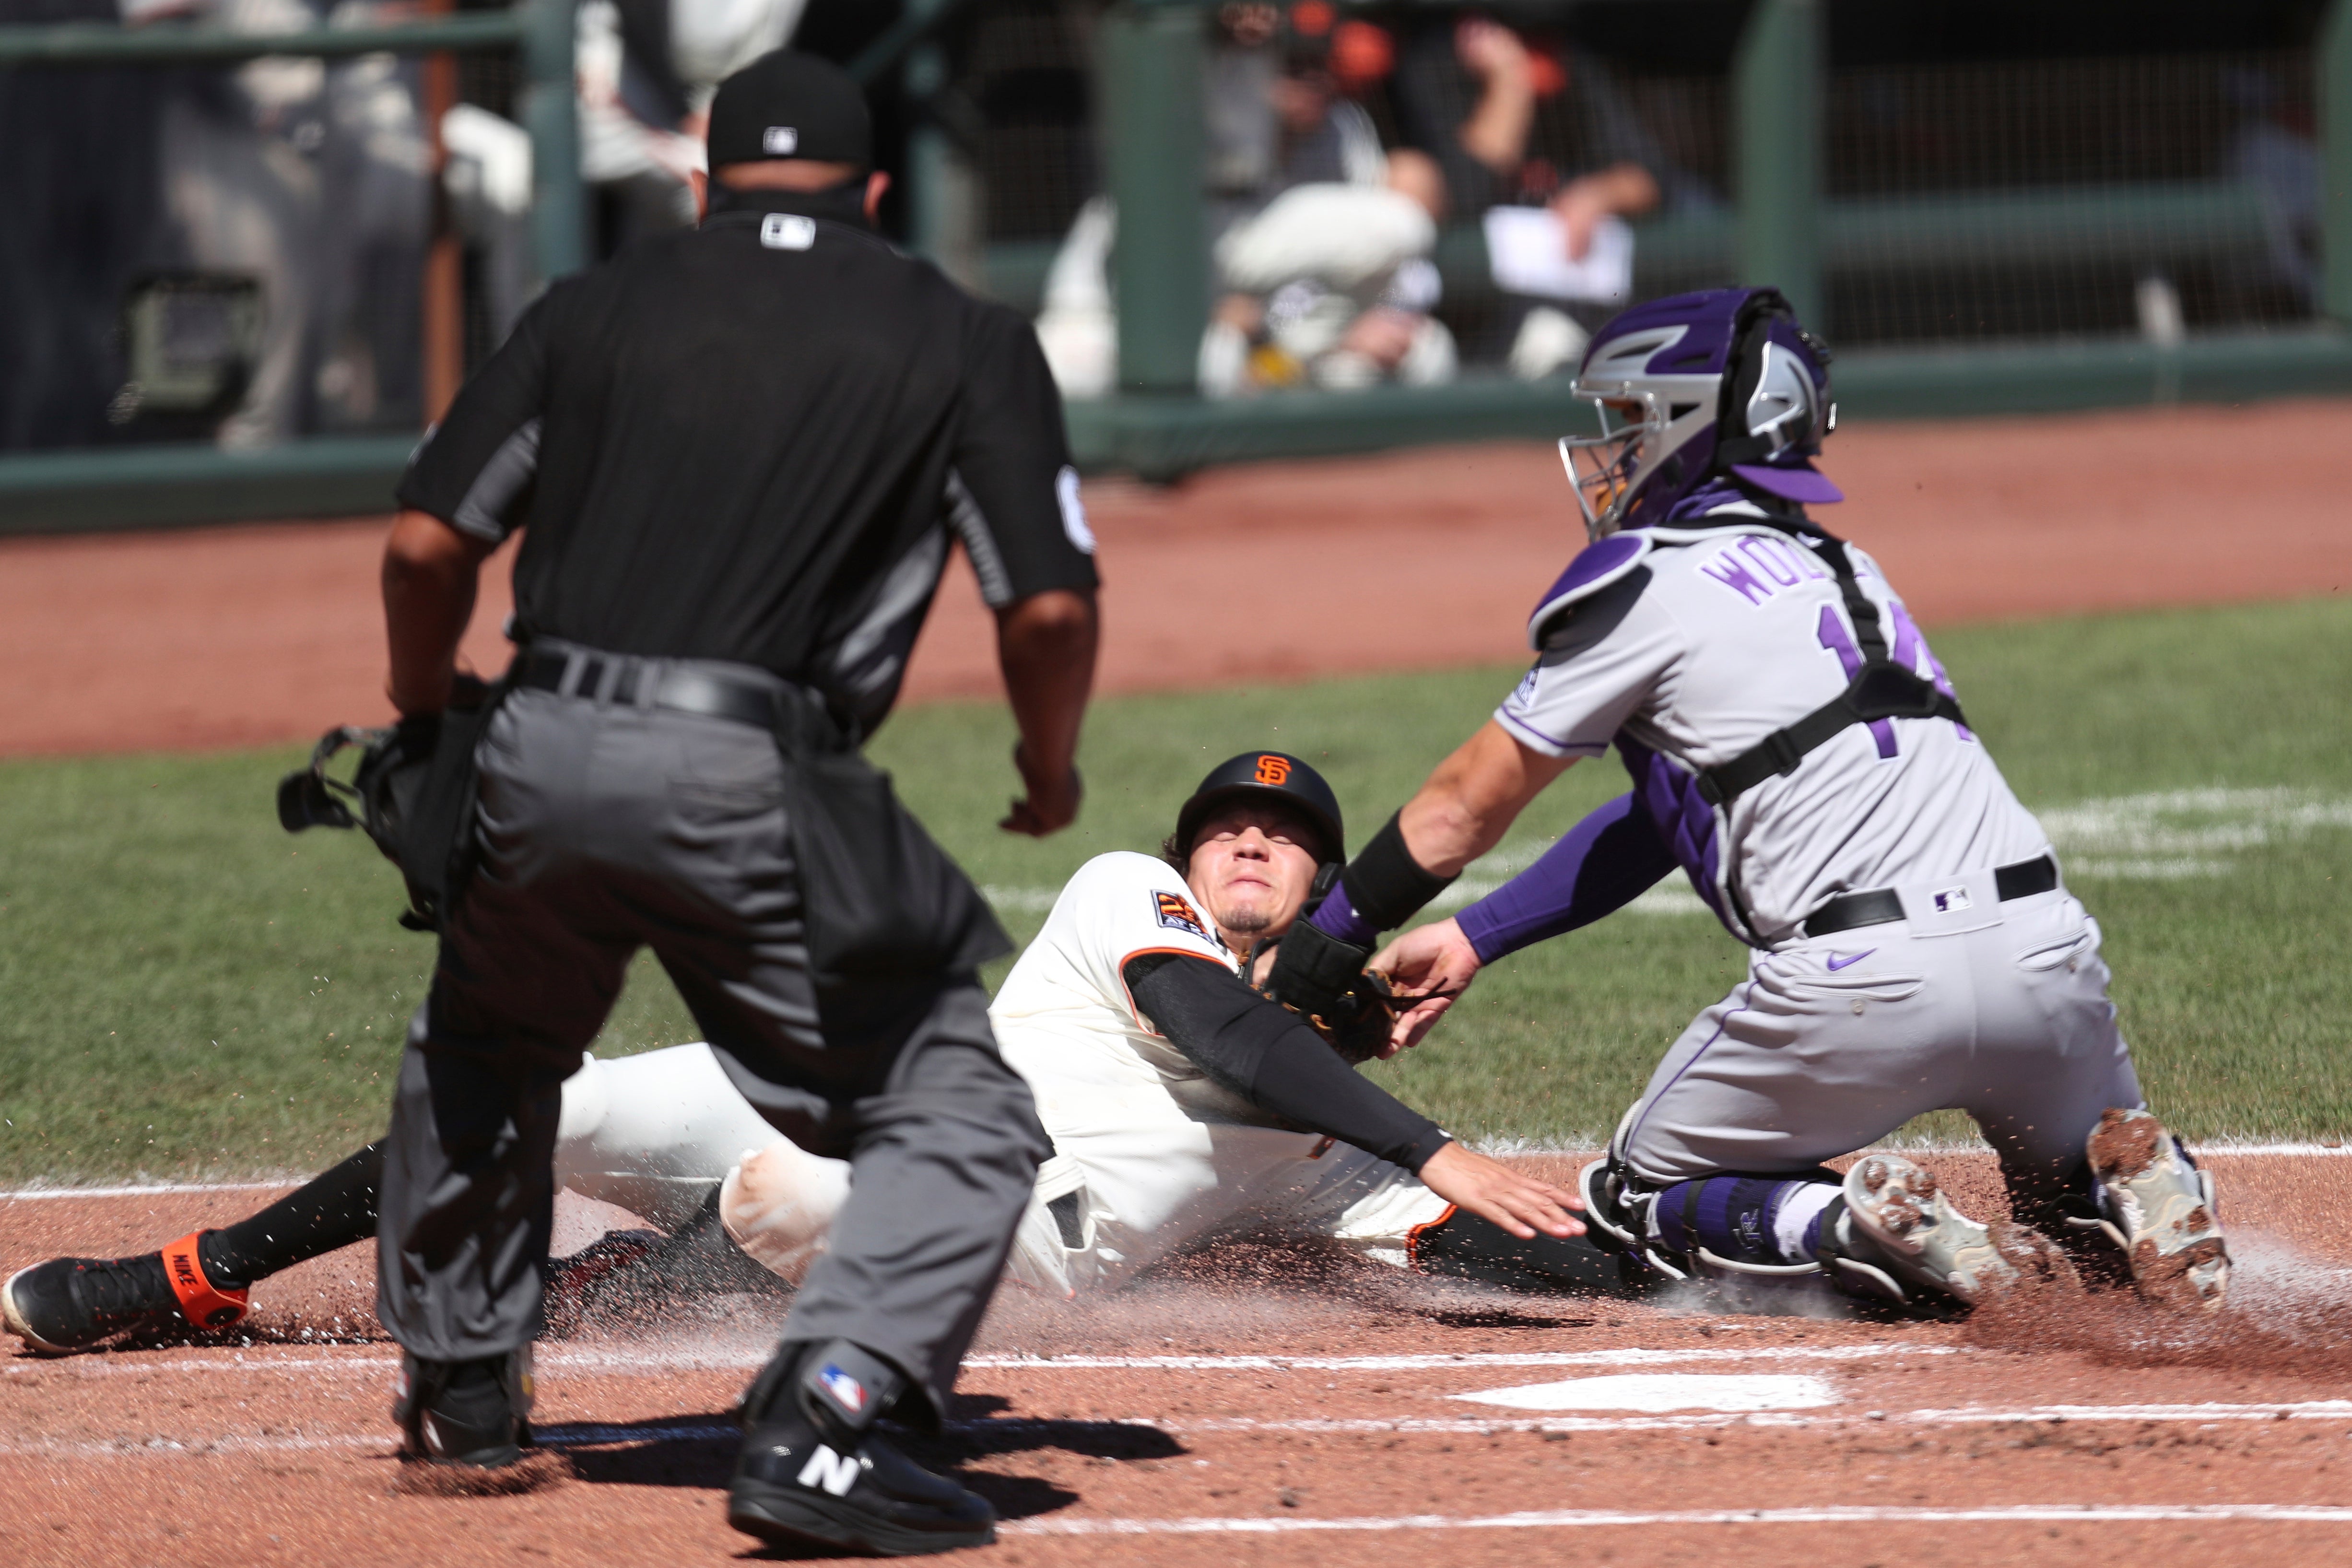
[5,751,1610,1356]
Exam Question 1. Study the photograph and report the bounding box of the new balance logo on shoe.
[797,1443,862,1497]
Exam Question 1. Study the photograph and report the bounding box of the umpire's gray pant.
[376,680,1048,1424]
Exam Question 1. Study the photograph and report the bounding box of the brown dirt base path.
[3,400,2351,756]
[5,1151,2350,1567]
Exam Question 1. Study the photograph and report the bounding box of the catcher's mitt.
[1254,937,1398,1065]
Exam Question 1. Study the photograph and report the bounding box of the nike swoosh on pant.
[1826,950,1874,971]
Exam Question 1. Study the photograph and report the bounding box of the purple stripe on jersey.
[1615,736,1731,929]
[1496,706,1608,757]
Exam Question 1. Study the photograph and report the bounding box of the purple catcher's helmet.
[1558,286,1837,540]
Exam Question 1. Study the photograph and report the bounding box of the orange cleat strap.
[160,1232,250,1330]
[1405,1204,1459,1270]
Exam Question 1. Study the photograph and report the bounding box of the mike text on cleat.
[2,1233,249,1355]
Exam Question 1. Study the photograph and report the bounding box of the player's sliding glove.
[1254,936,1397,1065]
[1261,918,1375,1030]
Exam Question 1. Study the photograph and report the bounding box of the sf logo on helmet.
[1254,755,1292,786]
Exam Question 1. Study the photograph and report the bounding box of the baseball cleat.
[1838,1155,2078,1305]
[2,1242,246,1354]
[2087,1108,2230,1311]
[539,1228,663,1337]
[394,1349,535,1468]
[729,1409,996,1557]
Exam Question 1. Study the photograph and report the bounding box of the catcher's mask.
[1558,286,1837,541]
[1170,750,1345,904]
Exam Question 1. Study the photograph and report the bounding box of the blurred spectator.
[2223,65,2318,314]
[0,0,169,450]
[134,0,433,446]
[577,0,808,256]
[1388,12,1713,377]
[1036,1,1453,400]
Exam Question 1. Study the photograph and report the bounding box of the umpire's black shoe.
[3,1254,178,1353]
[393,1348,535,1467]
[729,1407,996,1557]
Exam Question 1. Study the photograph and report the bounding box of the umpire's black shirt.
[397,186,1099,735]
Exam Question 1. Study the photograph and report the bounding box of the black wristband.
[1338,812,1457,932]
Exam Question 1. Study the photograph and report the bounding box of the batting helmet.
[1169,751,1345,869]
[1558,286,1836,541]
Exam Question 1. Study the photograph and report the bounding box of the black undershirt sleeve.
[1122,952,1452,1174]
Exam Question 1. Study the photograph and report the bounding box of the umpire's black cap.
[1173,752,1345,865]
[707,50,873,169]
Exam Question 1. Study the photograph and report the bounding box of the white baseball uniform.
[1497,511,2141,1192]
[553,852,1445,1294]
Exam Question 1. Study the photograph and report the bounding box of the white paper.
[1482,207,1635,304]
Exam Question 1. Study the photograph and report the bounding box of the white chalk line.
[10,1401,2352,1463]
[1005,1504,2352,1536]
[962,1344,1949,1372]
[5,1343,1952,1380]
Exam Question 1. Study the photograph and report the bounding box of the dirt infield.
[5,1152,2350,1566]
[3,399,2349,756]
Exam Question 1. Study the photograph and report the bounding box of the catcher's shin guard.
[1576,1158,1684,1281]
[2085,1108,2230,1311]
[729,1338,996,1557]
[394,1346,535,1468]
[1831,1155,2078,1307]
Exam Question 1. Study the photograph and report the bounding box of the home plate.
[1452,1373,1838,1413]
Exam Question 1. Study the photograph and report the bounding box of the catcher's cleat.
[3,1233,248,1353]
[539,1228,663,1338]
[394,1348,535,1468]
[1834,1155,2079,1306]
[2087,1108,2230,1311]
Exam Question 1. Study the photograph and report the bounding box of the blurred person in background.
[1387,10,1715,377]
[575,0,809,258]
[1035,1,1454,399]
[0,0,169,450]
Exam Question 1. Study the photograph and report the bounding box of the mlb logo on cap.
[763,126,798,154]
[760,213,816,250]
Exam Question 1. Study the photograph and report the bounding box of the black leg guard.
[1411,1208,1656,1299]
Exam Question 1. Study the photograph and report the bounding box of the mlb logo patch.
[817,1364,865,1415]
[1931,885,1974,915]
[1153,891,1211,941]
[763,125,799,154]
[761,213,816,250]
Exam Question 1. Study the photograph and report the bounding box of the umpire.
[373,51,1098,1556]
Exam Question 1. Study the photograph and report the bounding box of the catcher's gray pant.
[1613,882,2142,1215]
[376,683,1048,1421]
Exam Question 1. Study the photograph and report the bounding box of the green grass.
[1,597,2347,1183]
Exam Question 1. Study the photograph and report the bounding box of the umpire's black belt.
[516,645,783,730]
[1800,855,2058,940]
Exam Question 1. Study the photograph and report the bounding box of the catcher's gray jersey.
[1495,513,2049,944]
